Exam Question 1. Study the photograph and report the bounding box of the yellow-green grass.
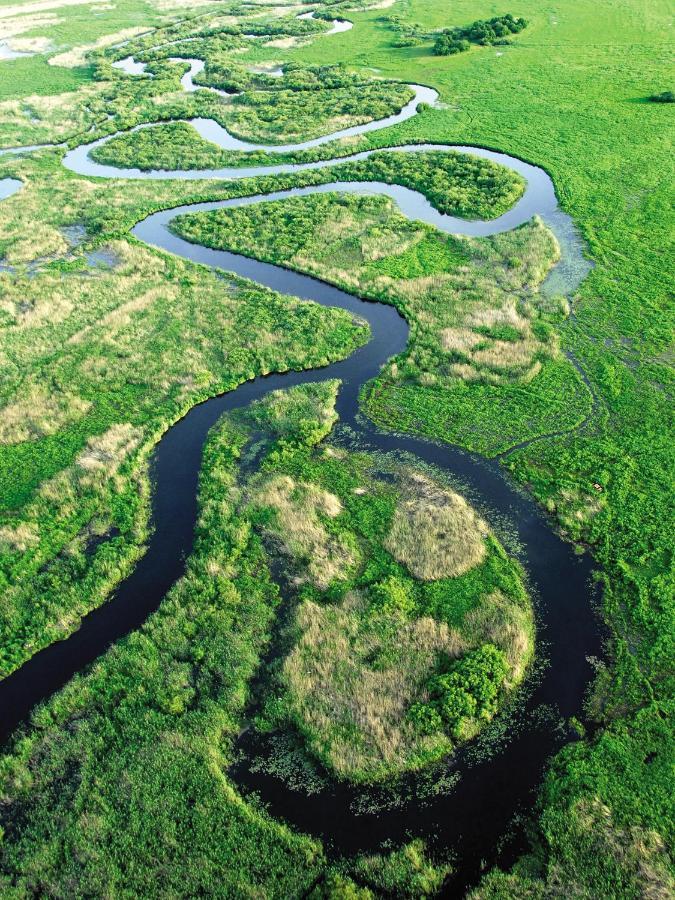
[384,471,488,580]
[0,155,369,678]
[246,424,534,783]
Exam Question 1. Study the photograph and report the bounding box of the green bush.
[425,644,509,738]
[369,574,416,617]
[409,702,444,735]
[433,36,470,56]
[649,90,674,102]
[433,14,527,56]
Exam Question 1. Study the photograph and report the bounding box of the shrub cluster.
[433,14,527,56]
[648,90,674,103]
[410,644,509,738]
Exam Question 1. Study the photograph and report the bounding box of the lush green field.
[0,0,673,895]
[0,58,93,101]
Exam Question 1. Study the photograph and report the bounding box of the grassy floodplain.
[172,189,591,454]
[0,0,673,896]
[0,142,526,678]
[0,381,529,894]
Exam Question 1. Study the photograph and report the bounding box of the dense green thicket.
[343,841,451,897]
[383,16,431,50]
[93,131,523,220]
[433,15,527,56]
[212,82,413,145]
[412,644,510,740]
[192,59,400,98]
[381,11,527,54]
[648,90,674,103]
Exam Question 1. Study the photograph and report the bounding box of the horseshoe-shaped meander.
[0,22,602,896]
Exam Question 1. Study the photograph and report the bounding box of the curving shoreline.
[0,22,601,896]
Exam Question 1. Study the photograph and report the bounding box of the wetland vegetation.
[235,386,533,783]
[0,0,672,896]
[173,191,589,455]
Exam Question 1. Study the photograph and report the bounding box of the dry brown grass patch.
[248,474,355,588]
[471,338,539,369]
[76,423,141,476]
[48,27,146,67]
[0,522,39,553]
[439,300,553,380]
[360,228,419,262]
[384,471,488,580]
[0,13,59,41]
[0,382,91,444]
[282,591,463,779]
[265,35,303,48]
[67,286,176,344]
[440,327,483,354]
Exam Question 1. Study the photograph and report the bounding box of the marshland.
[0,0,672,897]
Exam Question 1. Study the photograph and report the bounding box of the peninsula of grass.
[172,190,590,455]
[232,386,533,782]
[90,131,525,221]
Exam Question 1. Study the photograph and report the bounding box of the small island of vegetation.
[433,14,527,56]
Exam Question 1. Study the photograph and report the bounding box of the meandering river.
[0,21,600,896]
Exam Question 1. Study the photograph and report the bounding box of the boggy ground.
[0,138,528,680]
[173,190,591,455]
[0,381,523,896]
